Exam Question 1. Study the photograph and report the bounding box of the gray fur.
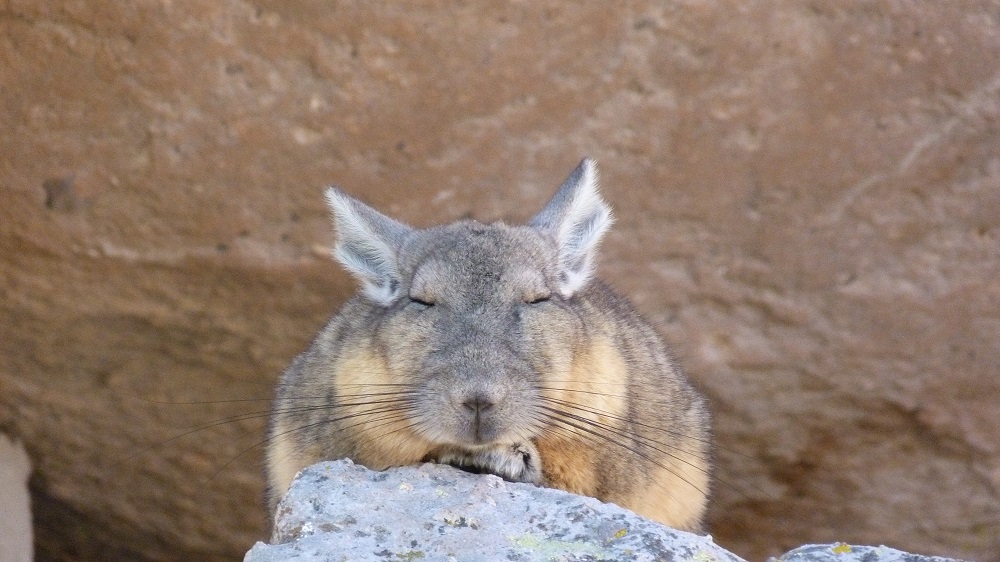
[268,159,712,531]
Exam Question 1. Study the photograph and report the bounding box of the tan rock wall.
[1,1,998,560]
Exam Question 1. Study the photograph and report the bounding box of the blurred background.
[2,1,999,560]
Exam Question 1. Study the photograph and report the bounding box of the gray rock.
[246,461,968,562]
[247,460,974,562]
[0,433,32,562]
[773,543,968,562]
[245,459,745,562]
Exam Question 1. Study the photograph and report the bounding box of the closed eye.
[525,295,551,305]
[409,296,435,307]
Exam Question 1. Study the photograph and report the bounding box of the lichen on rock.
[245,461,969,562]
[246,459,743,561]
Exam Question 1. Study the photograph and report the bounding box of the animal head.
[323,159,614,448]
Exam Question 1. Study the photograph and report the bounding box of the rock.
[0,433,33,562]
[774,544,967,562]
[246,461,970,562]
[246,459,745,562]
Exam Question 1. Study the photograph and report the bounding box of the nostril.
[462,395,495,414]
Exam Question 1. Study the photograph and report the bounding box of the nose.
[462,394,495,415]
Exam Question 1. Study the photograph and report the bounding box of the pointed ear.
[324,187,413,305]
[529,158,613,297]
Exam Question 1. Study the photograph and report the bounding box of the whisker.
[539,405,774,505]
[528,412,707,505]
[539,405,709,495]
[255,408,416,470]
[540,395,714,451]
[135,397,274,405]
[540,403,706,463]
[539,388,761,463]
[144,391,418,463]
[538,383,701,407]
[128,408,281,461]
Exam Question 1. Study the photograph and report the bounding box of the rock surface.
[248,460,743,562]
[1,1,999,561]
[0,433,33,562]
[244,461,966,562]
[776,544,966,562]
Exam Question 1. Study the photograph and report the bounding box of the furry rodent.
[267,159,711,531]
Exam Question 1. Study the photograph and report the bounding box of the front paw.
[428,441,542,484]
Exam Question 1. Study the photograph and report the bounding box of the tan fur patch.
[542,336,628,429]
[335,348,434,469]
[624,446,710,531]
[536,437,597,496]
[539,333,708,530]
[267,425,303,500]
[535,336,628,495]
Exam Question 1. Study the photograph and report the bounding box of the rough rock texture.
[244,461,968,562]
[0,433,33,562]
[246,460,744,562]
[1,1,999,561]
[776,544,966,562]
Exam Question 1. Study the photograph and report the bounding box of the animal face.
[324,159,611,450]
[377,223,576,447]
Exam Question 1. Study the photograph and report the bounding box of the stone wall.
[1,1,998,560]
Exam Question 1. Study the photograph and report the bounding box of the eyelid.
[525,294,551,305]
[409,296,435,307]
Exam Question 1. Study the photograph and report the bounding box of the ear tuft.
[529,158,614,297]
[324,187,412,305]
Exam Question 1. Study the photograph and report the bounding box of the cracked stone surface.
[2,1,999,561]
